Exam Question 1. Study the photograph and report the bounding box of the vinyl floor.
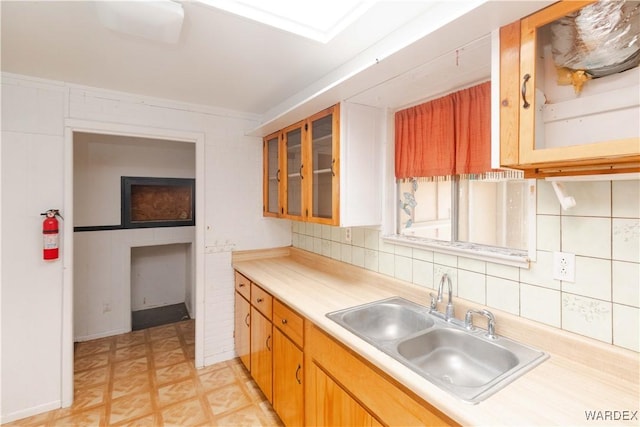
[6,319,283,426]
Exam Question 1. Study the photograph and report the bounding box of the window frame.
[385,176,537,268]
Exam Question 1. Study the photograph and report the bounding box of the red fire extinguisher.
[41,209,62,260]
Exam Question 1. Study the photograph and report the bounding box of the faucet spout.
[436,273,454,321]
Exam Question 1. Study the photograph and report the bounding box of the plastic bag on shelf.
[551,0,639,91]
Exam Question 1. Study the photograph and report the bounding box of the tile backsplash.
[292,179,640,352]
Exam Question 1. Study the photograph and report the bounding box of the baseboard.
[74,327,130,342]
[1,400,61,424]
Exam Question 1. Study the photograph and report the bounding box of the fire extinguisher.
[41,209,62,260]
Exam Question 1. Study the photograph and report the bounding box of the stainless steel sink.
[326,297,548,403]
[338,298,434,341]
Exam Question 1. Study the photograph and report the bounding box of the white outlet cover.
[553,251,575,282]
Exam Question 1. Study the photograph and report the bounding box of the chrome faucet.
[465,309,497,339]
[429,273,454,321]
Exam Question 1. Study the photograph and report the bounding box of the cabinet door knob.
[244,313,250,327]
[299,164,304,180]
[295,364,302,384]
[521,73,531,109]
[256,298,264,303]
[239,283,245,287]
[281,319,288,325]
[331,158,336,177]
[266,335,272,351]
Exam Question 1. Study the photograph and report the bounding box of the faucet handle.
[465,309,497,339]
[429,293,438,310]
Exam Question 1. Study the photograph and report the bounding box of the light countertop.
[233,247,639,426]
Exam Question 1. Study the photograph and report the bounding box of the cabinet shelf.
[313,168,333,174]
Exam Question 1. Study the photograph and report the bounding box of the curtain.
[395,81,491,179]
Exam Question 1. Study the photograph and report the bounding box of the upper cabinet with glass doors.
[263,102,383,227]
[499,0,640,177]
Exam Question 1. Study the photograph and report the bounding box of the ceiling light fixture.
[94,0,184,44]
[198,0,373,43]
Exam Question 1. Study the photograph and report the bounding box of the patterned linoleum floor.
[6,320,283,426]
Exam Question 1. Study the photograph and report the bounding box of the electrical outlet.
[344,227,352,243]
[553,251,575,282]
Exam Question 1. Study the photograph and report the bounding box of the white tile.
[561,181,611,217]
[378,252,395,277]
[351,246,365,268]
[291,221,300,233]
[487,262,519,282]
[364,249,379,272]
[321,239,332,258]
[394,244,412,257]
[519,251,559,290]
[562,216,611,259]
[537,180,561,215]
[364,228,380,250]
[520,284,561,327]
[313,223,323,238]
[612,180,640,218]
[331,226,342,242]
[312,237,322,254]
[412,259,433,288]
[613,304,639,352]
[302,235,314,252]
[394,255,412,283]
[457,270,486,305]
[412,248,433,262]
[330,241,341,260]
[536,215,560,252]
[612,218,640,263]
[562,294,612,343]
[434,252,457,268]
[340,244,352,264]
[562,257,611,301]
[321,225,332,240]
[486,276,520,315]
[458,257,485,274]
[351,227,365,247]
[612,261,640,307]
[379,238,396,254]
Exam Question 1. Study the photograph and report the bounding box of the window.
[397,176,532,253]
[392,81,534,264]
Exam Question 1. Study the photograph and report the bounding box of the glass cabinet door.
[284,123,304,218]
[263,132,281,216]
[308,106,339,222]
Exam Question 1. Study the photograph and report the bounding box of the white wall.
[0,73,292,423]
[131,244,191,311]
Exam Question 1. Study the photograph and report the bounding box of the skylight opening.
[198,0,374,43]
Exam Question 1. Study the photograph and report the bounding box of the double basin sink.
[326,297,548,404]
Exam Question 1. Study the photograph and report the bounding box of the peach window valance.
[395,81,492,180]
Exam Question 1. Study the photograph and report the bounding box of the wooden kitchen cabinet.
[250,283,273,402]
[263,131,281,217]
[234,272,251,371]
[499,0,640,177]
[307,362,377,426]
[273,329,304,426]
[250,307,273,403]
[263,101,383,226]
[273,300,305,426]
[305,323,457,426]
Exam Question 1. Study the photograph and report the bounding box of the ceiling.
[1,1,551,133]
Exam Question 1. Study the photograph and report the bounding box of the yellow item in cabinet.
[555,66,592,94]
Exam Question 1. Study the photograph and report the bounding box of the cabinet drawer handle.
[266,335,272,351]
[521,73,531,109]
[295,364,302,384]
[300,164,304,180]
[281,319,288,325]
[331,158,336,177]
[239,283,245,287]
[276,168,281,183]
[256,298,264,303]
[244,313,250,327]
